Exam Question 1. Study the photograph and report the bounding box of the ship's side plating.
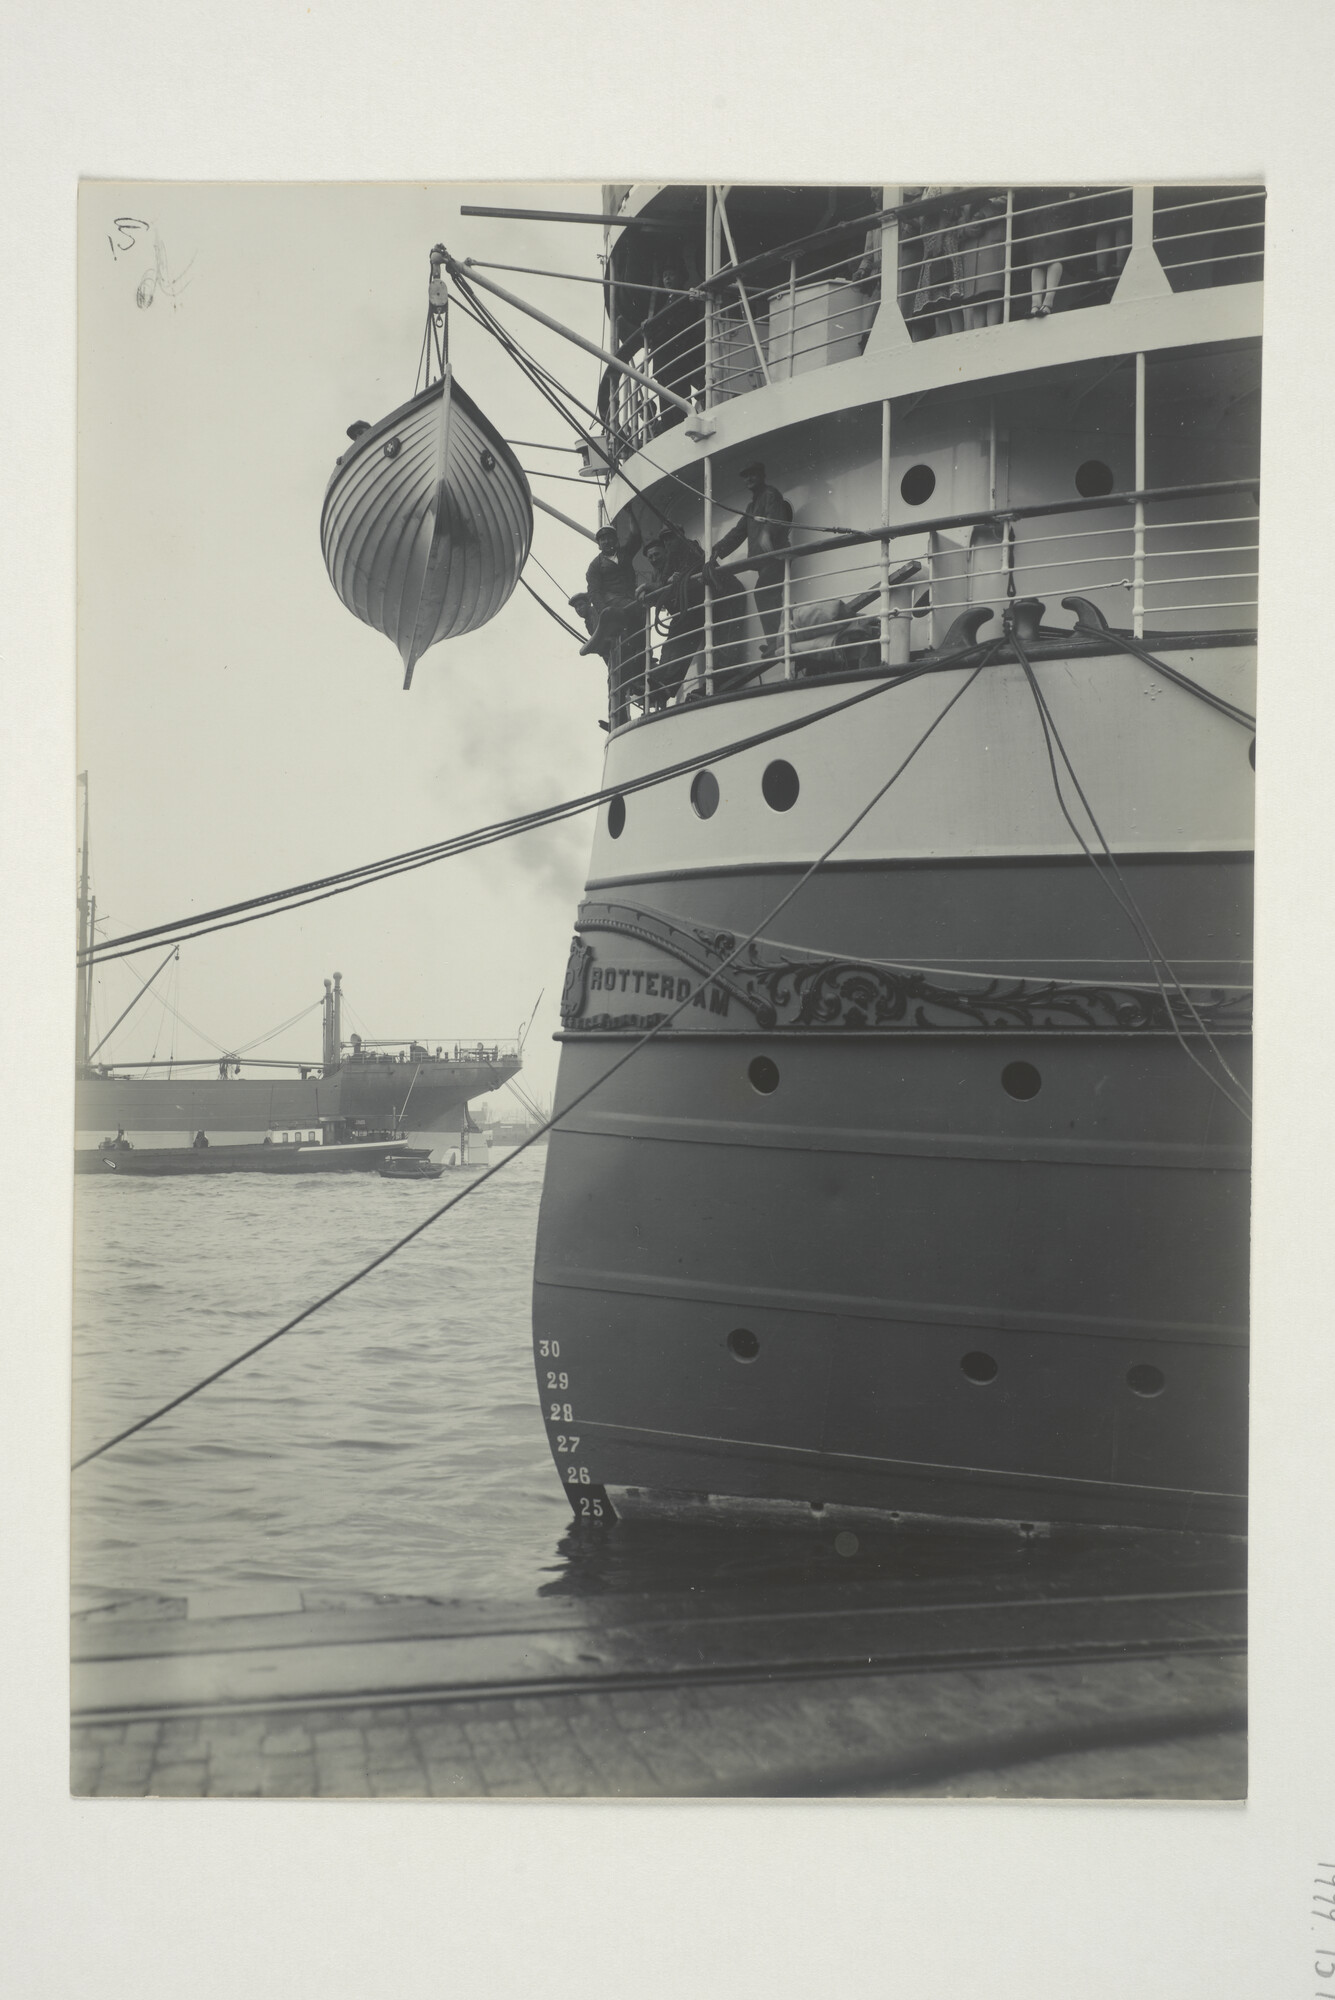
[534,183,1259,1535]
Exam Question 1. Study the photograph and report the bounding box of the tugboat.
[527,184,1258,1537]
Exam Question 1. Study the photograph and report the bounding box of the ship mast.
[75,772,93,1070]
[322,971,343,1075]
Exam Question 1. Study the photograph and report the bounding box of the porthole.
[900,463,936,507]
[761,759,800,812]
[727,1327,760,1362]
[690,768,720,819]
[1075,458,1114,498]
[1127,1363,1166,1397]
[480,448,496,472]
[383,436,402,460]
[1001,1060,1042,1100]
[607,794,626,839]
[834,1531,859,1557]
[961,1351,999,1384]
[748,1056,780,1095]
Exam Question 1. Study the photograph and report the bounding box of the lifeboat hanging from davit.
[320,250,533,689]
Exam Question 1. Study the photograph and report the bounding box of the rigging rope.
[81,657,978,966]
[1008,622,1251,1119]
[71,665,984,1473]
[233,995,324,1056]
[519,573,588,642]
[454,274,841,541]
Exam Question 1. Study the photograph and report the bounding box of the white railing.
[599,185,1265,460]
[601,480,1258,723]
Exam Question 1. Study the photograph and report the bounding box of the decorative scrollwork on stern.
[557,898,1252,1038]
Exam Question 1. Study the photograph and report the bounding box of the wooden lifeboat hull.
[320,375,532,686]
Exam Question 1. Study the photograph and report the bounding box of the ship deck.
[72,1526,1245,1798]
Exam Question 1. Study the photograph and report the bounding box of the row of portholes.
[606,759,800,840]
[726,1327,1166,1398]
[749,1055,1043,1101]
[897,459,1116,507]
[963,1351,1167,1397]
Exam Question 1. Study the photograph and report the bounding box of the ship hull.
[535,1022,1248,1536]
[533,643,1253,1537]
[75,1057,516,1146]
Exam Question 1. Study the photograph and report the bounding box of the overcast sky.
[79,183,614,1104]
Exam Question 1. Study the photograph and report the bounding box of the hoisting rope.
[518,573,588,643]
[71,665,985,1472]
[450,273,851,541]
[1007,619,1252,1120]
[80,653,984,967]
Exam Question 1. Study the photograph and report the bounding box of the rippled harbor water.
[73,1148,572,1601]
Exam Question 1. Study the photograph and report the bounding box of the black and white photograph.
[70,176,1258,1801]
[10,8,1335,1996]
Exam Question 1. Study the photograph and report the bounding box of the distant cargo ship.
[75,785,521,1151]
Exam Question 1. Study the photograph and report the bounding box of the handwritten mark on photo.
[107,216,195,311]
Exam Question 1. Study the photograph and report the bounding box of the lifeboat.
[320,372,532,687]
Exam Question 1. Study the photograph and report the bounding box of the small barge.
[75,1130,428,1176]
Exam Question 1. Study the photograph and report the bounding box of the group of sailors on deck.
[570,462,922,719]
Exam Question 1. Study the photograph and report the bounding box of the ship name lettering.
[588,964,694,1002]
[691,983,729,1016]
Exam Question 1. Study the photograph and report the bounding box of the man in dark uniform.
[711,462,793,659]
[636,523,720,707]
[575,515,645,724]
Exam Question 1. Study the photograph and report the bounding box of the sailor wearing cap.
[710,462,793,658]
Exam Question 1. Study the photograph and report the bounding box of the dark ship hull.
[536,828,1249,1537]
[75,1055,514,1146]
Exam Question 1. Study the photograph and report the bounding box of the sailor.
[335,420,373,467]
[192,1130,210,1149]
[711,463,793,658]
[579,516,646,725]
[637,525,707,707]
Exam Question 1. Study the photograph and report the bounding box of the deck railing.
[343,1039,520,1064]
[602,478,1258,724]
[599,185,1265,464]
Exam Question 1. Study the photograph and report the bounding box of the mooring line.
[83,656,980,967]
[72,664,986,1472]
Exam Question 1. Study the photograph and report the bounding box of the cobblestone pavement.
[72,1652,1245,1799]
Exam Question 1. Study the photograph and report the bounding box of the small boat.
[320,373,532,689]
[75,1138,419,1177]
[376,1155,447,1180]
